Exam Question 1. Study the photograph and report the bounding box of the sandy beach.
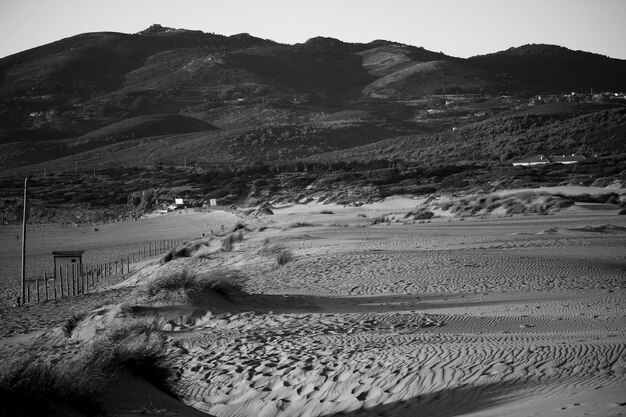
[1,192,625,417]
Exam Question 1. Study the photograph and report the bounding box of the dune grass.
[61,312,87,337]
[276,249,294,266]
[0,319,171,416]
[141,267,248,303]
[161,237,212,264]
[221,230,244,252]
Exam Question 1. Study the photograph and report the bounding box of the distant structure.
[511,154,551,167]
[512,154,587,167]
[52,250,84,280]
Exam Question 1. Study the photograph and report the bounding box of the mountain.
[0,26,625,177]
[468,44,626,94]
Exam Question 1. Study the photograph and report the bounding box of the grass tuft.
[62,312,87,337]
[0,319,172,416]
[161,237,213,264]
[288,222,314,228]
[142,267,247,303]
[221,230,244,252]
[276,249,293,266]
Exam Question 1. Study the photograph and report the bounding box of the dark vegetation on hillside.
[468,44,626,94]
[1,149,624,225]
[1,26,625,223]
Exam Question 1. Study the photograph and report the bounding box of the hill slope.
[1,27,626,177]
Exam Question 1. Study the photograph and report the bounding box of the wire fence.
[17,238,185,306]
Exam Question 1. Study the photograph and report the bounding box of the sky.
[0,0,625,60]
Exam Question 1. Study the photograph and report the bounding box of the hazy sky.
[0,0,624,59]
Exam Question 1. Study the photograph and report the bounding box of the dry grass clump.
[87,320,170,387]
[142,267,248,303]
[224,222,249,234]
[0,353,102,416]
[370,215,388,225]
[161,236,213,264]
[404,208,434,220]
[288,222,314,228]
[276,249,293,266]
[0,320,170,416]
[221,230,244,252]
[433,192,575,217]
[62,312,87,337]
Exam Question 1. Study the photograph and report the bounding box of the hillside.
[2,27,625,141]
[1,26,626,211]
[0,114,219,170]
[306,104,626,166]
[468,44,626,94]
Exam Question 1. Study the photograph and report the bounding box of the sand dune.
[1,197,625,416]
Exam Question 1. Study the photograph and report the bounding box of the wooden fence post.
[53,276,57,299]
[26,284,30,304]
[60,266,64,298]
[68,265,73,296]
[36,277,40,303]
[44,273,49,301]
[66,265,70,296]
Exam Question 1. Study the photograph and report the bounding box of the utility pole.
[21,177,28,305]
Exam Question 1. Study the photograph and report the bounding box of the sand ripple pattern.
[258,250,626,295]
[167,312,626,417]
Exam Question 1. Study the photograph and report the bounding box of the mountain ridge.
[1,25,625,177]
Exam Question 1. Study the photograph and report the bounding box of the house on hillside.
[550,154,587,164]
[512,153,588,167]
[512,154,551,166]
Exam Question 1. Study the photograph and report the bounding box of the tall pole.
[21,177,28,305]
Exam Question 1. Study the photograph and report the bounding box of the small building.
[53,250,84,280]
[550,154,587,164]
[512,153,588,167]
[512,154,551,167]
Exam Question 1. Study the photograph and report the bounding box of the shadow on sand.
[332,380,536,417]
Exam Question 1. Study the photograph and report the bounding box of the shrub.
[276,249,293,266]
[405,208,434,220]
[319,210,334,214]
[143,267,247,302]
[288,222,314,228]
[370,216,387,225]
[161,237,213,263]
[221,230,244,252]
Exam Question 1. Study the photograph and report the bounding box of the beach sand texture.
[1,197,625,416]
